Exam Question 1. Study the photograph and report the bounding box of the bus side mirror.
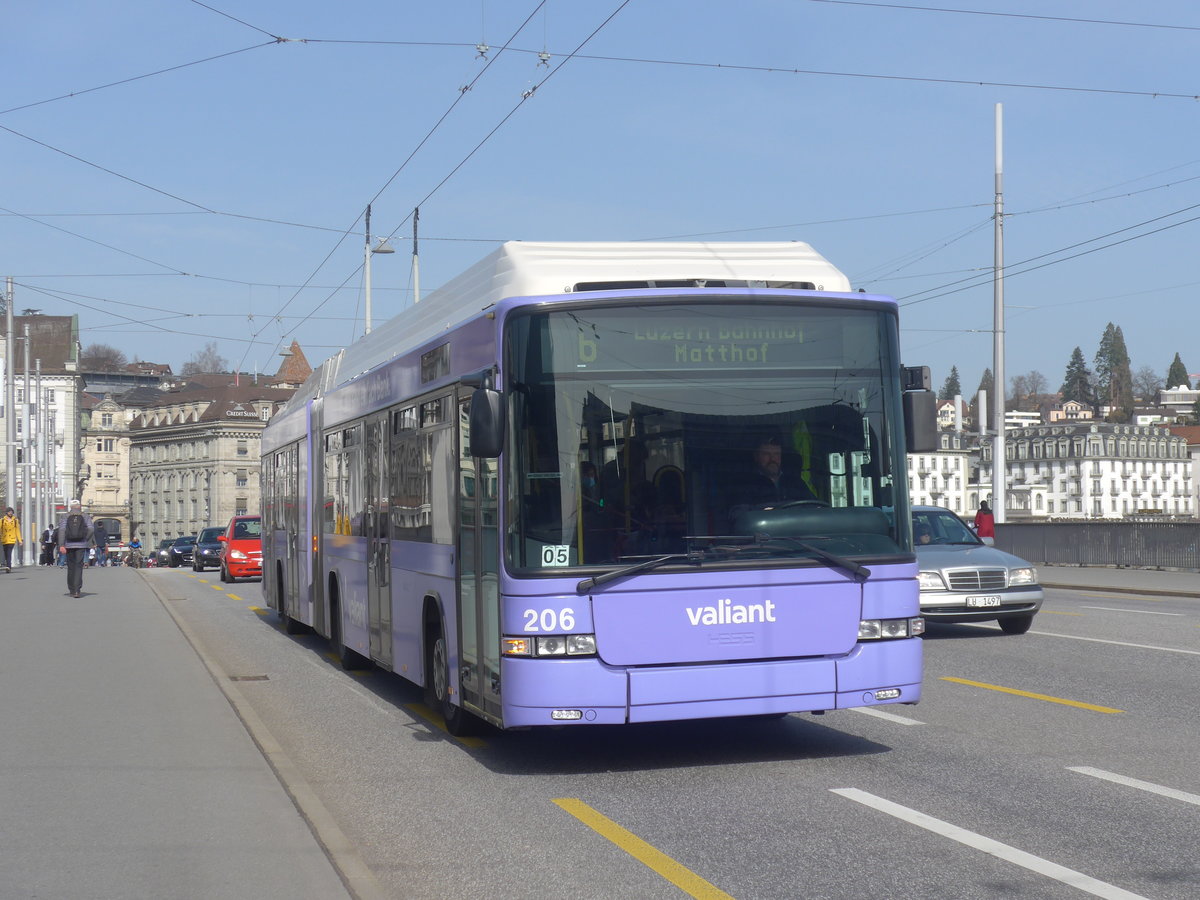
[903,390,937,453]
[469,388,506,458]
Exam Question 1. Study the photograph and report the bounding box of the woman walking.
[1,507,22,573]
[973,500,995,546]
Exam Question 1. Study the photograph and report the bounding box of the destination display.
[541,304,887,374]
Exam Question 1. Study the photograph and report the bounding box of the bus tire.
[998,614,1034,635]
[328,582,368,670]
[426,614,481,737]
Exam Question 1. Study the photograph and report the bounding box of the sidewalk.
[1040,564,1200,598]
[0,563,352,900]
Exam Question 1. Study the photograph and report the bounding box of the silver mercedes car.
[912,505,1043,634]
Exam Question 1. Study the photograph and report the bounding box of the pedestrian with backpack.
[56,499,94,598]
[1,507,22,573]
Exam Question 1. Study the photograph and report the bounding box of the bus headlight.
[536,636,567,656]
[859,617,924,640]
[503,634,597,657]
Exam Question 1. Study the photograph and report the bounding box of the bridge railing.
[997,521,1200,570]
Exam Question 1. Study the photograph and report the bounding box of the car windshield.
[199,528,223,542]
[233,519,261,539]
[912,509,980,545]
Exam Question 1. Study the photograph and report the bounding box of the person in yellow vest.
[1,507,22,574]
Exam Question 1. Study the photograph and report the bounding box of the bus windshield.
[504,299,909,573]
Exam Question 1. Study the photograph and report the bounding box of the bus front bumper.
[499,638,922,727]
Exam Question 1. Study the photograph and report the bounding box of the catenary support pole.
[992,103,1007,524]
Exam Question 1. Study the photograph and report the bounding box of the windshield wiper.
[575,532,871,593]
[575,553,698,594]
[753,533,871,582]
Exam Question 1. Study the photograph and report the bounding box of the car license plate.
[966,595,1001,608]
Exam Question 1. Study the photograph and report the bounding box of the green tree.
[938,365,962,403]
[1102,326,1134,422]
[1060,347,1094,406]
[1166,352,1191,390]
[1093,323,1116,403]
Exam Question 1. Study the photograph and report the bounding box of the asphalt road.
[153,568,1199,900]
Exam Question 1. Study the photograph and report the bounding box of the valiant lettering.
[685,598,777,626]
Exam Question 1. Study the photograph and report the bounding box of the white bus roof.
[306,241,852,401]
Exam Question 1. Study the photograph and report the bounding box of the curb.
[143,573,391,900]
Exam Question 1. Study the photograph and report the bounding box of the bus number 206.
[522,608,575,632]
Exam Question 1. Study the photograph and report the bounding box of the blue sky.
[4,1,1199,396]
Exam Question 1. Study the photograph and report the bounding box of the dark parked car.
[192,526,225,572]
[912,505,1043,634]
[167,534,197,568]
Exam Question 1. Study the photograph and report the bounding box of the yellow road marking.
[226,593,242,601]
[1078,592,1165,602]
[553,798,735,900]
[404,703,487,749]
[940,676,1123,713]
[211,584,225,591]
[250,606,268,616]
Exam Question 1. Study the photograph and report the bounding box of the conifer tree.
[938,366,962,403]
[1060,347,1094,406]
[1166,353,1191,390]
[1104,326,1134,422]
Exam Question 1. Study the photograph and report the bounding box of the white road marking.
[965,624,1200,657]
[831,788,1150,900]
[1079,606,1184,616]
[1068,767,1200,808]
[848,706,925,725]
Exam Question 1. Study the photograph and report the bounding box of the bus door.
[457,393,501,723]
[282,444,302,620]
[365,413,392,667]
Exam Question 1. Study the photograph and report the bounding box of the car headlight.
[917,571,947,591]
[230,549,248,560]
[1009,566,1037,585]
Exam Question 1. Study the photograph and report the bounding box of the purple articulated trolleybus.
[260,242,937,734]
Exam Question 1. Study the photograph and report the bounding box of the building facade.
[906,429,974,516]
[78,394,135,542]
[985,422,1192,519]
[0,314,82,547]
[128,385,296,547]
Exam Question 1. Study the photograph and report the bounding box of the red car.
[218,515,262,582]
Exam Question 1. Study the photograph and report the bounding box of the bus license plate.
[966,595,1001,608]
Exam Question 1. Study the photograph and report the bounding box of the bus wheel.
[329,598,368,670]
[998,614,1034,635]
[426,618,481,737]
